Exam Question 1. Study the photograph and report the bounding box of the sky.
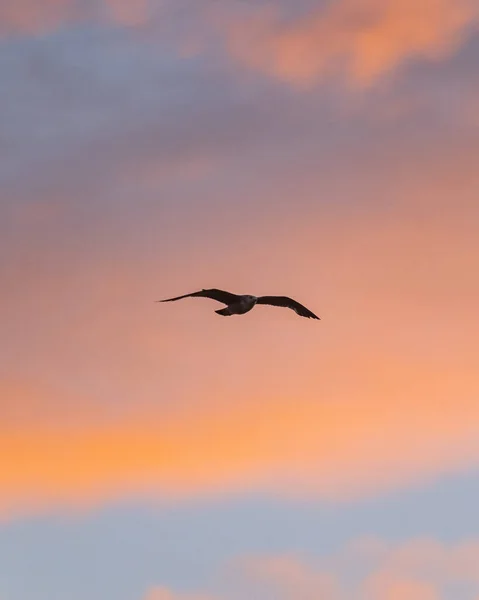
[1,0,479,598]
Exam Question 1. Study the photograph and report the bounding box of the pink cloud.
[143,587,216,600]
[102,0,149,26]
[145,540,479,599]
[0,0,74,34]
[0,0,151,34]
[235,555,340,600]
[364,572,439,600]
[370,539,479,584]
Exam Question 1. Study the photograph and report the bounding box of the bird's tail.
[215,307,233,316]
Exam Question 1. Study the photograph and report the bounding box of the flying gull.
[157,288,320,319]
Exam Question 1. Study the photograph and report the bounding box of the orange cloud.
[222,0,479,85]
[3,0,478,87]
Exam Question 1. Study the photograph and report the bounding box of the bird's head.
[245,295,257,303]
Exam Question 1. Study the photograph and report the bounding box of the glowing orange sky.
[1,0,478,522]
[2,344,478,516]
[3,178,479,516]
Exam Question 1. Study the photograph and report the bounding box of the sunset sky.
[1,1,479,598]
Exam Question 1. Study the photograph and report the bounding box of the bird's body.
[157,288,319,320]
[215,295,258,316]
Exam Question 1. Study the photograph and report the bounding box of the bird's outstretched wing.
[256,296,320,319]
[157,288,241,306]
